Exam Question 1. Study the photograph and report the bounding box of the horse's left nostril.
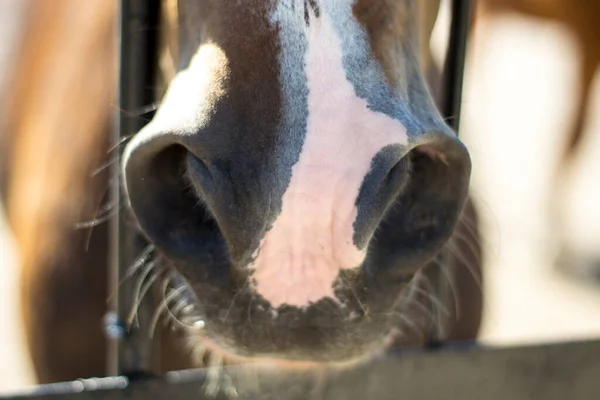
[364,132,471,282]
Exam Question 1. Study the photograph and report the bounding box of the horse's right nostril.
[123,139,225,266]
[185,153,216,201]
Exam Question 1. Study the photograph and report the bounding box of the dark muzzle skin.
[123,0,471,364]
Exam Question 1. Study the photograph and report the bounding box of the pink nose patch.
[249,10,409,308]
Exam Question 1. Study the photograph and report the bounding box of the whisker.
[445,241,483,290]
[81,182,116,251]
[169,298,190,320]
[412,281,450,318]
[164,293,206,332]
[74,202,124,229]
[127,260,159,327]
[106,245,155,304]
[149,277,175,339]
[107,134,135,155]
[456,211,480,240]
[430,257,460,320]
[111,101,160,121]
[409,298,435,322]
[410,299,437,328]
[418,274,448,336]
[129,268,164,328]
[150,280,187,339]
[128,245,157,275]
[451,229,482,265]
[132,101,160,116]
[396,313,425,341]
[91,156,121,177]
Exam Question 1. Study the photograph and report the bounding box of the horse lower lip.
[184,327,391,369]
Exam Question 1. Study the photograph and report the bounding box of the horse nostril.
[123,140,225,264]
[365,133,471,279]
[185,153,216,200]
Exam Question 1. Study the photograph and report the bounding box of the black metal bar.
[108,0,161,378]
[4,339,600,400]
[442,0,472,134]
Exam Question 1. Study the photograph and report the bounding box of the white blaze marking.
[250,10,409,308]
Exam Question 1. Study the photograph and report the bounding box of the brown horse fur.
[2,0,116,383]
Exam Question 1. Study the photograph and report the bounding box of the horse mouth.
[137,250,437,369]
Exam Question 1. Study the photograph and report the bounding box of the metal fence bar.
[442,0,472,134]
[4,339,599,400]
[108,0,161,378]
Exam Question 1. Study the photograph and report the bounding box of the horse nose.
[123,123,471,253]
[122,126,224,262]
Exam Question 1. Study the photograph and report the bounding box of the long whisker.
[409,298,435,322]
[149,277,175,339]
[430,257,460,320]
[164,291,206,332]
[451,229,482,265]
[127,260,159,327]
[91,156,121,177]
[150,280,187,339]
[129,266,166,328]
[456,211,480,242]
[169,298,190,320]
[107,134,135,155]
[74,202,124,229]
[412,280,450,318]
[111,101,160,122]
[106,244,155,304]
[396,313,425,341]
[445,241,483,290]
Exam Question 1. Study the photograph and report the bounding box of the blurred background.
[1,0,599,393]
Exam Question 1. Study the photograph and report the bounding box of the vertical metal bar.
[442,0,472,134]
[107,0,161,378]
[429,0,473,345]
